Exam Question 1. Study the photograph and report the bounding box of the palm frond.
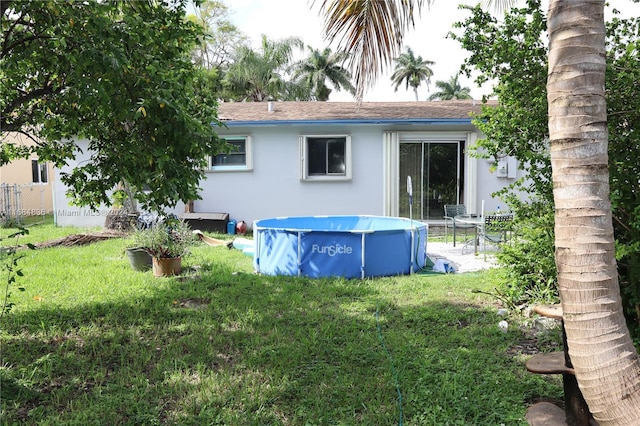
[313,0,429,100]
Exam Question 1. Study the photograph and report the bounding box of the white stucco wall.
[53,140,110,228]
[188,125,384,226]
[473,152,522,215]
[53,125,525,228]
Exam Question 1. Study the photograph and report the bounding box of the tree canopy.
[187,0,248,70]
[390,47,435,101]
[427,74,472,100]
[289,47,355,101]
[222,35,305,102]
[1,0,224,212]
[452,0,640,334]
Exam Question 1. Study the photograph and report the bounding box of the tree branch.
[1,0,14,16]
[2,80,56,115]
[2,33,52,59]
[0,4,43,58]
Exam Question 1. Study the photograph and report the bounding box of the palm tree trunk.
[547,1,640,423]
[413,87,419,101]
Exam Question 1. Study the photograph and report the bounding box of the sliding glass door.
[399,140,464,220]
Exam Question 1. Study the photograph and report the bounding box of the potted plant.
[124,243,153,271]
[132,218,197,277]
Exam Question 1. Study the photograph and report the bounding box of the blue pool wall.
[253,215,428,279]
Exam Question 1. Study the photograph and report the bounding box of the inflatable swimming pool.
[253,215,428,279]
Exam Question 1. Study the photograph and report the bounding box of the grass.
[0,221,563,425]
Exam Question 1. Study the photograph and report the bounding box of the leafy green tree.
[453,1,640,337]
[427,74,472,100]
[1,0,224,212]
[289,47,355,101]
[603,10,640,334]
[222,35,304,101]
[450,1,555,305]
[542,3,640,417]
[187,0,248,69]
[390,47,435,101]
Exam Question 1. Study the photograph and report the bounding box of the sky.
[224,0,640,102]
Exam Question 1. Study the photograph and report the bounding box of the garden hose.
[375,307,404,426]
[413,226,434,274]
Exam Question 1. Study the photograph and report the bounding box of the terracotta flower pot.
[152,256,182,277]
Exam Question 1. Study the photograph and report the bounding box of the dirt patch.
[508,336,546,356]
[508,325,562,356]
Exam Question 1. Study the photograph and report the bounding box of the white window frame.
[299,134,352,181]
[208,135,253,172]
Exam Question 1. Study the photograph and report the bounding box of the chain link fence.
[0,183,50,226]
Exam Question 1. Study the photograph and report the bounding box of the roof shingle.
[217,100,495,122]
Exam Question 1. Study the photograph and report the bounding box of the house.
[0,133,54,221]
[53,100,521,228]
[195,100,517,226]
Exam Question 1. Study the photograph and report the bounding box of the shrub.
[132,218,198,259]
[495,202,559,307]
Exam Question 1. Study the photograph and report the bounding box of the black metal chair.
[443,204,474,245]
[479,213,514,260]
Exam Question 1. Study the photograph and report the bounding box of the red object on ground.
[236,220,247,235]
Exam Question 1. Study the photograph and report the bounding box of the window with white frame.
[31,159,48,183]
[209,136,252,171]
[300,135,351,181]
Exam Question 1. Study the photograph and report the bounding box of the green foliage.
[132,218,198,258]
[606,11,640,333]
[427,74,472,101]
[0,142,31,169]
[187,0,248,70]
[1,0,225,212]
[1,217,22,229]
[390,47,435,100]
[496,202,559,306]
[222,35,305,101]
[452,0,640,334]
[0,228,32,321]
[289,46,356,101]
[451,0,557,307]
[451,0,551,202]
[0,216,92,247]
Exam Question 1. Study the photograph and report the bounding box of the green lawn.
[0,222,563,425]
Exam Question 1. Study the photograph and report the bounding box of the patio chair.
[443,204,474,245]
[479,213,514,260]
